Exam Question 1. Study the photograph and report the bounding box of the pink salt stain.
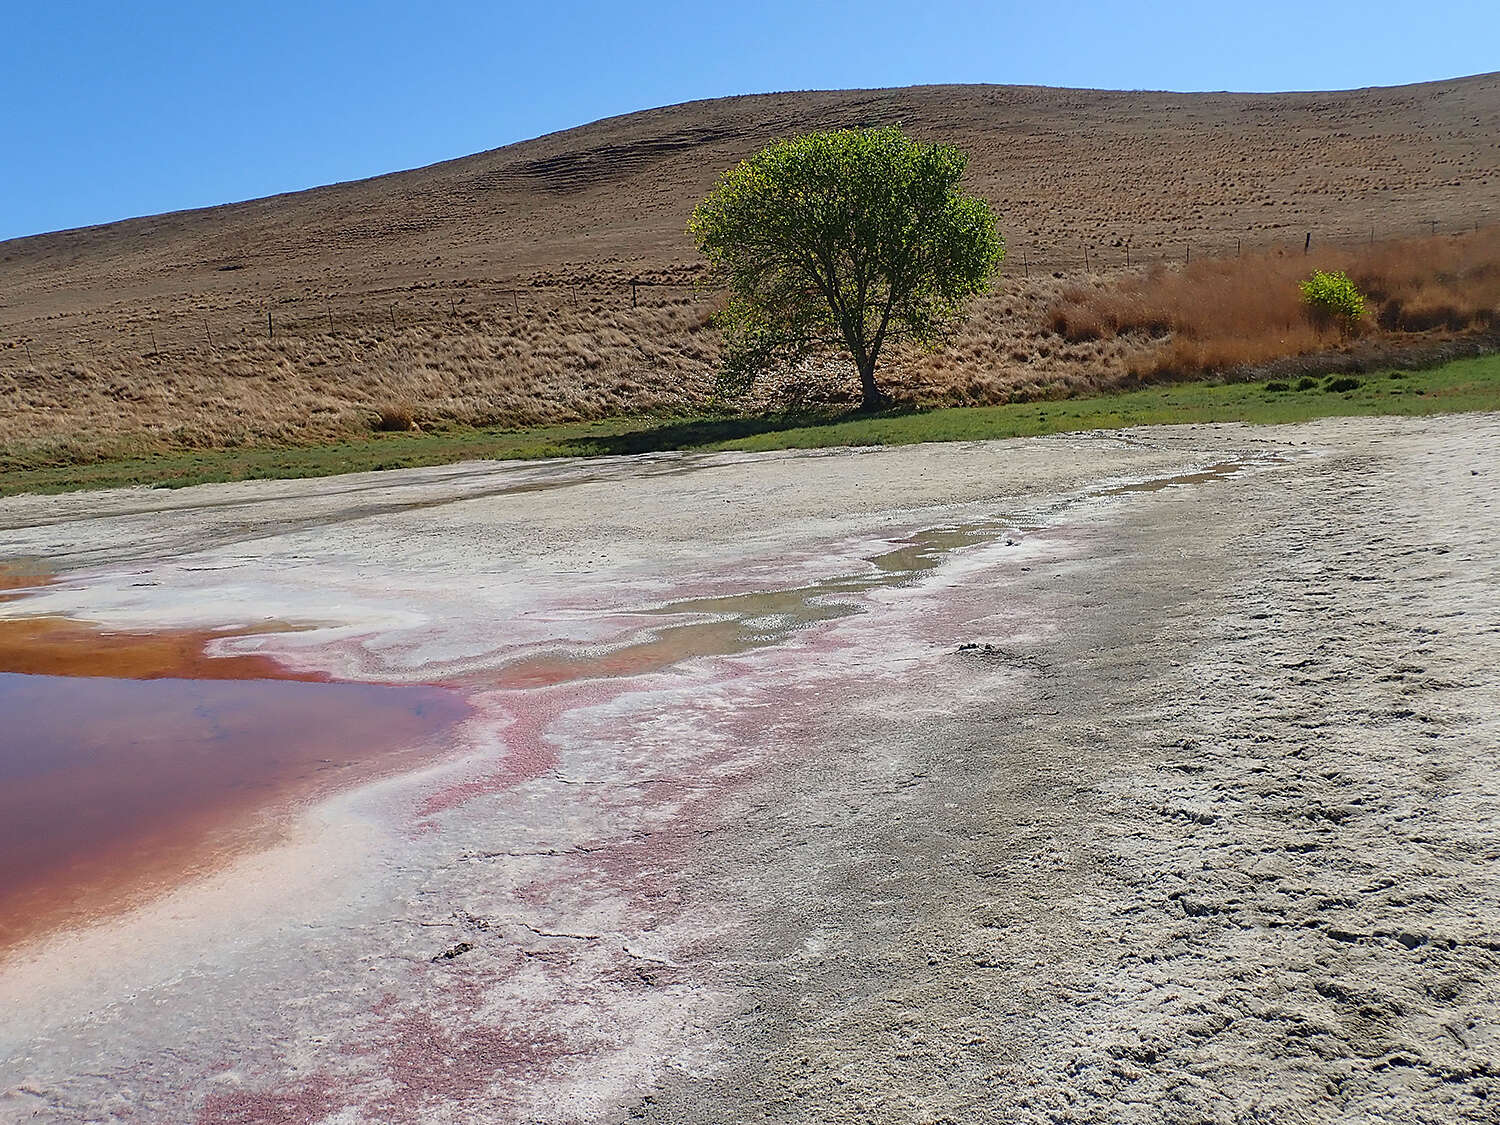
[195,1076,338,1125]
[195,979,589,1124]
[105,520,1064,1124]
[403,523,982,825]
[215,544,1037,1122]
[413,677,624,822]
[366,1011,584,1119]
[369,971,599,1116]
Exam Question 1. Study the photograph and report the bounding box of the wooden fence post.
[267,309,273,340]
[1304,232,1311,255]
[631,280,638,308]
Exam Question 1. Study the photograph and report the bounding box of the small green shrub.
[1295,376,1320,391]
[1300,270,1367,334]
[1264,381,1290,392]
[1324,375,1362,393]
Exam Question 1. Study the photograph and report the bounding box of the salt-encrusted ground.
[1,415,1495,1124]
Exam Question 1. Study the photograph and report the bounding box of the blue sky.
[2,1,1494,242]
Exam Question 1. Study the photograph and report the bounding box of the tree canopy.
[689,127,1003,411]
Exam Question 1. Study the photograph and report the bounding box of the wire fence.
[0,275,712,377]
[1004,215,1494,278]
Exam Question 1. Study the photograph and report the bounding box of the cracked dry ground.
[637,422,1500,1124]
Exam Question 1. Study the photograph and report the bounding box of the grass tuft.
[373,403,420,432]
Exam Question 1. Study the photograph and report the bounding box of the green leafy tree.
[689,127,1003,411]
[1300,269,1367,335]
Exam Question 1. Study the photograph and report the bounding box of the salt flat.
[1,415,1496,1123]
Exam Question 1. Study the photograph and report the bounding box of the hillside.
[2,74,1498,465]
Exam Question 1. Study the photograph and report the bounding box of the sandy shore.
[0,415,1496,1123]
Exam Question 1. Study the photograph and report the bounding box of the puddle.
[1097,460,1250,496]
[488,522,1026,688]
[0,618,469,955]
[492,609,856,689]
[485,453,1284,689]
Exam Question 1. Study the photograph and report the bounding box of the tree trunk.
[857,360,886,412]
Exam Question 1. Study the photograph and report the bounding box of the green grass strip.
[3,355,1497,498]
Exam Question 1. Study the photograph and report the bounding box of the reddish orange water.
[0,615,327,679]
[0,617,469,953]
[0,558,52,602]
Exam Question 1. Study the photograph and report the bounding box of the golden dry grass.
[1043,228,1500,381]
[4,233,1498,472]
[0,285,725,468]
[2,76,1498,469]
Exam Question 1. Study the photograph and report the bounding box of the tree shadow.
[551,409,881,456]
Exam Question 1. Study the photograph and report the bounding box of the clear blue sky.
[3,1,1494,242]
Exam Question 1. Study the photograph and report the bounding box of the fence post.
[1125,245,1130,268]
[631,280,638,308]
[151,327,160,356]
[1023,250,1028,279]
[1304,232,1311,255]
[204,318,214,350]
[389,305,398,333]
[1236,238,1241,257]
[267,309,273,340]
[25,342,34,368]
[1185,245,1190,264]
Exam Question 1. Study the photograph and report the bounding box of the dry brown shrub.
[373,403,420,432]
[1044,228,1500,379]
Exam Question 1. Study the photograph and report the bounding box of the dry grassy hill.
[2,74,1498,465]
